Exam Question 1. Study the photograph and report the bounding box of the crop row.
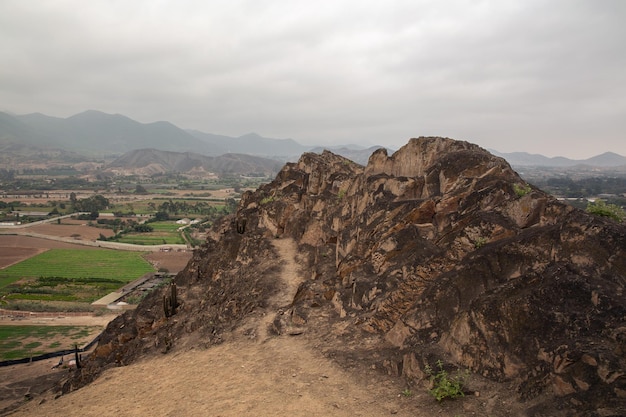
[0,249,154,288]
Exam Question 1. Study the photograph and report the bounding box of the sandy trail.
[11,336,421,417]
[254,238,305,342]
[10,238,424,417]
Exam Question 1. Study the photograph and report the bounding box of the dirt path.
[253,238,305,342]
[9,238,427,417]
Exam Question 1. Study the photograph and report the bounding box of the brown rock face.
[244,137,626,415]
[70,137,626,416]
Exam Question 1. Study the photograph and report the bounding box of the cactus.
[236,217,247,234]
[74,343,82,369]
[163,282,178,318]
[170,282,177,309]
[163,294,171,317]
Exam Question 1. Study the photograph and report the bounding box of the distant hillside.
[0,140,90,167]
[0,110,310,159]
[492,150,626,167]
[2,110,623,169]
[187,131,311,158]
[106,148,282,176]
[12,110,214,155]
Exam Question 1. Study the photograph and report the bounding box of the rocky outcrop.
[239,137,626,415]
[68,137,626,416]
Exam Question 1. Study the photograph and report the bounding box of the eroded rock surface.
[68,137,626,416]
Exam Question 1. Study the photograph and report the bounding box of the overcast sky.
[1,0,624,158]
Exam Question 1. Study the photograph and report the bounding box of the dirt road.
[0,312,116,327]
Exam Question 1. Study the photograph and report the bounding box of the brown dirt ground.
[0,236,104,269]
[27,222,115,241]
[143,251,193,274]
[3,238,527,417]
[0,313,120,414]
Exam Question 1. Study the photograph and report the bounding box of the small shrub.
[586,200,625,222]
[513,183,532,197]
[337,189,346,200]
[424,360,469,402]
[473,237,488,248]
[260,196,275,205]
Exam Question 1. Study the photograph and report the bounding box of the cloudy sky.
[1,0,624,158]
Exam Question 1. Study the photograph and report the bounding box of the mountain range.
[490,149,626,168]
[0,110,624,168]
[106,148,283,176]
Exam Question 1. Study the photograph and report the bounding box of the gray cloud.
[1,0,624,158]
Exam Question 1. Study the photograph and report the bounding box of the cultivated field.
[0,235,192,275]
[0,249,154,285]
[0,235,104,269]
[112,221,186,245]
[0,249,155,311]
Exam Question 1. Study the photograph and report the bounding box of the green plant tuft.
[513,183,532,197]
[424,360,469,402]
[586,199,625,222]
[473,237,488,248]
[260,196,275,205]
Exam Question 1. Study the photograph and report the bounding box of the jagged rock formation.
[68,137,626,416]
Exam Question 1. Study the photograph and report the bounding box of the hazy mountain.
[0,110,311,159]
[491,150,626,167]
[183,130,231,155]
[59,110,211,154]
[584,151,626,167]
[187,131,310,158]
[0,110,217,156]
[0,141,89,167]
[2,110,623,168]
[0,111,51,146]
[106,148,281,176]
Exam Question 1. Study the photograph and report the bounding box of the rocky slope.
[65,137,626,416]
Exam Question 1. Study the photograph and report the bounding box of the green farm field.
[114,235,186,245]
[112,221,186,245]
[0,249,155,306]
[0,249,154,288]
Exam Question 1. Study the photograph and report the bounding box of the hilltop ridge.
[42,137,626,416]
